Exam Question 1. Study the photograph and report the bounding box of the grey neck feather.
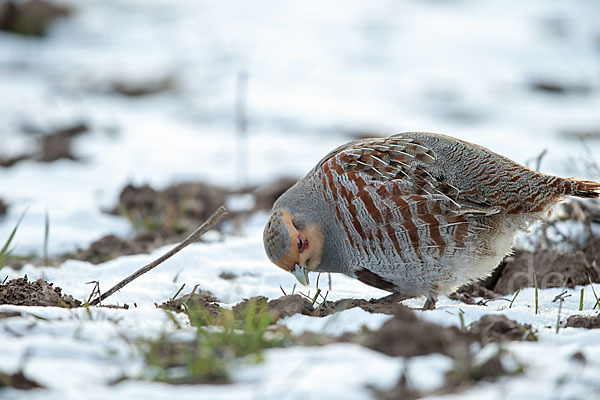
[273,178,348,274]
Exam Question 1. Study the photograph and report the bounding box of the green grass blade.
[509,287,522,309]
[533,271,539,314]
[0,208,28,270]
[588,277,600,311]
[43,209,49,265]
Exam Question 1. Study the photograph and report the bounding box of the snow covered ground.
[1,216,600,399]
[1,0,600,398]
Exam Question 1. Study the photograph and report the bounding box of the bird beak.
[293,263,310,286]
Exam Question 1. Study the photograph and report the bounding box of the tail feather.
[567,178,600,199]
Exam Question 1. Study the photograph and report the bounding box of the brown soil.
[0,198,7,216]
[449,200,600,303]
[449,282,501,305]
[380,349,510,399]
[469,315,537,344]
[161,291,400,325]
[0,311,21,319]
[111,77,176,97]
[494,249,599,295]
[218,272,237,280]
[0,122,88,167]
[0,0,70,37]
[565,314,600,329]
[232,294,406,323]
[112,182,227,234]
[36,122,88,162]
[451,246,600,302]
[314,297,402,316]
[443,350,510,392]
[572,351,586,363]
[0,153,29,168]
[159,290,221,317]
[529,80,591,95]
[373,313,528,399]
[0,276,81,307]
[362,310,535,359]
[0,370,43,390]
[158,291,319,327]
[67,234,156,265]
[266,295,314,320]
[583,236,600,270]
[362,306,473,358]
[230,295,314,323]
[63,181,227,264]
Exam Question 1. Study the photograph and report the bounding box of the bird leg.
[422,288,439,310]
[375,292,412,303]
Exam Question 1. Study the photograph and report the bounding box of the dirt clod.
[119,182,224,234]
[469,315,536,344]
[530,81,590,95]
[473,352,508,380]
[450,246,600,305]
[0,276,81,307]
[1,122,88,168]
[571,351,586,363]
[111,77,175,97]
[0,311,20,319]
[565,314,600,329]
[0,154,29,167]
[159,290,221,317]
[0,370,43,390]
[493,249,599,295]
[372,313,524,398]
[445,351,509,392]
[115,182,226,230]
[0,0,70,37]
[314,297,402,317]
[449,282,501,305]
[69,234,152,264]
[363,306,473,358]
[66,181,227,264]
[267,295,314,320]
[36,122,88,162]
[219,272,237,280]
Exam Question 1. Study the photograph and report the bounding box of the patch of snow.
[283,307,392,336]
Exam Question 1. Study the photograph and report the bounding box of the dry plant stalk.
[89,205,228,306]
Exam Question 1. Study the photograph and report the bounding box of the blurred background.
[1,0,600,259]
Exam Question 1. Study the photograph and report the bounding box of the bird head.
[263,208,324,286]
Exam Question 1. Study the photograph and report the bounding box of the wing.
[314,136,494,260]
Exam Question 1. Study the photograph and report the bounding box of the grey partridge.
[263,132,599,309]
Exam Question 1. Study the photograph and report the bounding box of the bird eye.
[297,238,304,250]
[292,216,305,230]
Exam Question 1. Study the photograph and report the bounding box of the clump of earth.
[0,276,81,307]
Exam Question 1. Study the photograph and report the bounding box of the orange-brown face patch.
[270,209,324,273]
[301,223,323,271]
